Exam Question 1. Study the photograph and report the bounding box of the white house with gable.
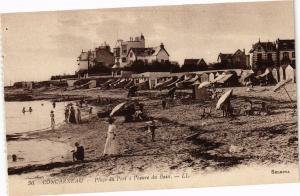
[126,43,170,65]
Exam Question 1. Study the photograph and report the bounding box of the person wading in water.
[50,110,55,130]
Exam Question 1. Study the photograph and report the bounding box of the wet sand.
[5,83,298,179]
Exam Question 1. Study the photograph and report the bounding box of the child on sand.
[72,142,84,161]
[148,119,157,142]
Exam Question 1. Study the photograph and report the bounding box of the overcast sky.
[1,0,294,85]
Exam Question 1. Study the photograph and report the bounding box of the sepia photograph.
[0,0,299,195]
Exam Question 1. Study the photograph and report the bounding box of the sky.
[1,0,295,85]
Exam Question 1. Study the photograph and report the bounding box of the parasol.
[198,81,211,88]
[216,89,233,110]
[273,78,293,92]
[110,102,127,117]
[191,80,201,86]
[273,78,293,101]
[243,71,254,80]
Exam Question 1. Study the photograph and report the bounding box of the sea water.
[5,100,67,134]
[4,100,73,167]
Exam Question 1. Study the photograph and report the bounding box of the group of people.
[65,104,88,124]
[72,117,119,162]
[64,105,81,124]
[49,101,94,131]
[22,106,32,114]
[48,104,80,130]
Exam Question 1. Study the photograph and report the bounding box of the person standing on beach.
[52,102,56,108]
[76,108,82,124]
[22,107,26,114]
[64,106,70,123]
[103,118,118,156]
[148,119,157,142]
[69,106,76,124]
[162,98,167,109]
[50,110,55,130]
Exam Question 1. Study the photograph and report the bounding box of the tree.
[88,63,112,74]
[123,60,180,73]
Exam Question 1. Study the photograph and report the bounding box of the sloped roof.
[184,59,200,65]
[184,58,206,66]
[277,39,295,51]
[128,46,169,57]
[233,49,244,56]
[218,53,232,61]
[78,51,95,61]
[250,41,276,53]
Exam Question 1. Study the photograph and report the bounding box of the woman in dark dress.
[69,106,76,123]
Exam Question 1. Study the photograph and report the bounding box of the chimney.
[160,43,164,49]
[243,48,245,54]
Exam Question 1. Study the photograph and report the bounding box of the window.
[122,57,126,63]
[292,52,295,58]
[282,52,290,61]
[267,53,273,61]
[114,48,120,57]
[144,59,148,64]
[257,53,262,62]
[257,46,262,52]
[130,52,133,58]
[122,45,127,54]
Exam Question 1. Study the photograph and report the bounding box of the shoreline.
[5,84,299,178]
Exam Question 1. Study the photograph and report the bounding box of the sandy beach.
[5,83,298,179]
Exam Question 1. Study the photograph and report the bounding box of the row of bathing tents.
[64,65,295,93]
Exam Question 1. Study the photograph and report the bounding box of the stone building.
[249,38,295,70]
[182,58,207,71]
[94,44,114,67]
[276,39,295,66]
[217,49,250,69]
[113,34,145,68]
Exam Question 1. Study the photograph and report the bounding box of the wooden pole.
[283,86,293,102]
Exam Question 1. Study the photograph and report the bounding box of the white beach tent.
[216,89,233,110]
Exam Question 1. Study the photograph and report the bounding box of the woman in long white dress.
[103,118,118,156]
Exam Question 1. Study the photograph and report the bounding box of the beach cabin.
[271,68,279,83]
[199,73,209,83]
[285,65,296,83]
[235,69,242,77]
[194,86,210,101]
[67,79,77,87]
[132,72,171,89]
[209,73,215,82]
[279,66,285,81]
[88,80,97,88]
